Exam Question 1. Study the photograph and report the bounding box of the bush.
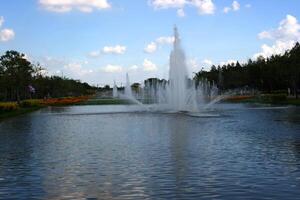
[20,99,42,108]
[261,94,287,102]
[270,90,288,94]
[0,102,19,112]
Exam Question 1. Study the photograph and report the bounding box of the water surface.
[0,103,300,199]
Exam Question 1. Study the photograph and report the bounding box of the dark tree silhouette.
[0,50,95,102]
[194,43,300,98]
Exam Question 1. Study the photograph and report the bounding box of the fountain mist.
[168,26,189,110]
[116,26,224,112]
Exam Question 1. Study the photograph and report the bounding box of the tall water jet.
[113,80,118,98]
[122,73,144,106]
[168,26,189,111]
[125,73,133,98]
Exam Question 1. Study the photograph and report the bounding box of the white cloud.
[223,7,231,13]
[245,4,251,8]
[232,1,240,11]
[188,58,213,72]
[36,56,103,83]
[64,62,93,76]
[78,6,94,13]
[258,31,273,40]
[188,58,198,67]
[143,59,157,71]
[102,45,126,54]
[102,64,123,73]
[188,58,201,72]
[202,59,213,66]
[255,15,300,58]
[150,0,186,9]
[0,29,15,42]
[223,1,240,14]
[192,0,215,15]
[39,0,111,13]
[0,17,15,42]
[254,41,296,59]
[0,16,4,28]
[177,8,185,17]
[89,45,126,57]
[144,36,175,54]
[129,65,139,71]
[88,50,101,58]
[259,15,300,41]
[144,42,157,53]
[149,0,215,15]
[39,56,65,73]
[39,57,92,77]
[156,36,175,44]
[220,59,237,66]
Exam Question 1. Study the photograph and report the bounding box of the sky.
[0,0,300,86]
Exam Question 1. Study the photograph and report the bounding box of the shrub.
[0,102,19,112]
[260,94,287,102]
[271,90,288,94]
[20,99,42,108]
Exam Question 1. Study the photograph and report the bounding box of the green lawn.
[76,98,132,105]
[227,95,300,106]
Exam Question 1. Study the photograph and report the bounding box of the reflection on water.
[0,104,300,199]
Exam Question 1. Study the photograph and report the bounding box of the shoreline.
[0,106,42,121]
[225,95,300,106]
[0,97,129,121]
[1,95,299,121]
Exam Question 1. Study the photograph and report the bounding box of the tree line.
[0,50,95,102]
[194,42,300,98]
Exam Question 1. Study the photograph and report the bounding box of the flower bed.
[1,96,90,112]
[42,96,90,106]
[225,95,254,101]
[0,96,91,120]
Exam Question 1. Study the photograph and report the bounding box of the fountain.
[113,80,118,98]
[125,73,133,98]
[168,26,190,111]
[118,73,144,105]
[116,26,225,112]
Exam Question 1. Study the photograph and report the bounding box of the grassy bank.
[0,96,91,121]
[225,94,300,106]
[0,96,134,121]
[77,98,132,105]
[2,94,298,121]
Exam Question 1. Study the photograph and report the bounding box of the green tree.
[193,43,300,96]
[0,51,34,103]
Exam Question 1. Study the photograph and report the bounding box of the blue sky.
[0,0,300,86]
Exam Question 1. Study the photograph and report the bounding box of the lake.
[0,103,300,199]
